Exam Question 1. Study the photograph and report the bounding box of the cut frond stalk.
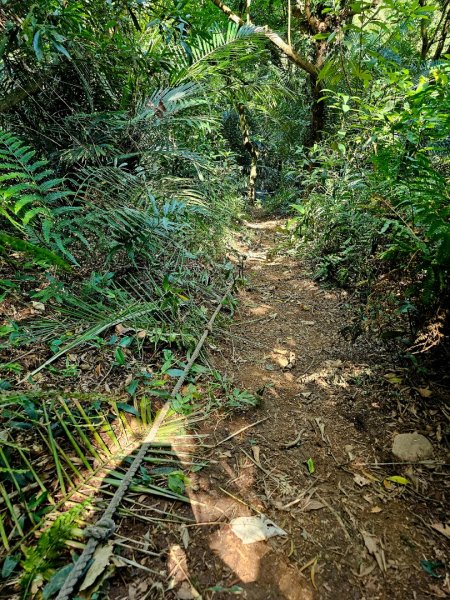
[0,447,35,524]
[57,397,102,462]
[0,513,9,550]
[0,483,23,537]
[70,398,111,456]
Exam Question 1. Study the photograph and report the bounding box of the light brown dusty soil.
[110,219,449,600]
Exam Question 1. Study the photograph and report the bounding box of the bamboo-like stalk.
[0,483,23,537]
[0,447,35,524]
[70,398,111,456]
[58,397,102,463]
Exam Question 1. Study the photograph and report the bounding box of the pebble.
[392,432,434,462]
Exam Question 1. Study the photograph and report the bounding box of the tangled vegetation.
[0,0,449,597]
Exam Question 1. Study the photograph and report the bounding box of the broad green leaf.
[1,555,19,578]
[42,564,74,599]
[386,476,410,485]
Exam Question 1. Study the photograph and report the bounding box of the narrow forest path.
[112,219,448,600]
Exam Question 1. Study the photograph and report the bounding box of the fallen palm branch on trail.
[0,278,234,599]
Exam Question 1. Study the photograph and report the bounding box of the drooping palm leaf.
[0,390,195,576]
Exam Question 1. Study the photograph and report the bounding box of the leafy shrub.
[289,60,450,352]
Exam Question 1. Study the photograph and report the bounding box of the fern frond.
[0,130,77,264]
[0,231,71,270]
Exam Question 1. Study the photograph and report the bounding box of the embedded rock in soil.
[392,433,434,462]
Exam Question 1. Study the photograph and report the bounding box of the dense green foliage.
[283,6,450,353]
[0,0,449,596]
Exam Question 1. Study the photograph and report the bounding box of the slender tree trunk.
[0,79,43,112]
[433,11,450,59]
[237,103,259,204]
[246,0,251,24]
[307,78,325,146]
[209,0,331,147]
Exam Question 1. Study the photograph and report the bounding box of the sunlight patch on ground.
[247,303,273,316]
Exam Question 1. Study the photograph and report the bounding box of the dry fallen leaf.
[354,473,371,487]
[383,479,396,491]
[176,581,201,599]
[218,450,232,458]
[384,372,402,385]
[302,499,325,512]
[417,387,433,398]
[31,301,45,312]
[285,351,296,369]
[181,524,190,549]
[115,323,133,334]
[80,543,114,591]
[251,445,261,465]
[351,563,376,578]
[361,530,386,572]
[370,506,383,514]
[230,515,287,544]
[430,522,450,540]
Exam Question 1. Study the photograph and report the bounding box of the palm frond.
[170,23,266,83]
[0,390,194,595]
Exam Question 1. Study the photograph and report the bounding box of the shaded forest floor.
[109,219,449,599]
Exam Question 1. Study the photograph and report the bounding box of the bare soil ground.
[110,219,449,600]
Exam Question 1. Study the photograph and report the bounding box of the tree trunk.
[307,77,325,146]
[0,79,43,113]
[433,9,450,59]
[237,103,259,204]
[209,0,335,147]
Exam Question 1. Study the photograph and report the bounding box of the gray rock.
[392,433,434,462]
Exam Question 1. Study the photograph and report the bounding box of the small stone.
[31,301,45,312]
[392,433,434,462]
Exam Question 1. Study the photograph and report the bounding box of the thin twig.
[316,493,352,542]
[218,487,263,515]
[204,417,269,448]
[239,447,279,484]
[113,540,161,557]
[281,429,305,449]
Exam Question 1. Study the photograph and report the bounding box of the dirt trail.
[111,219,448,600]
[173,219,448,600]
